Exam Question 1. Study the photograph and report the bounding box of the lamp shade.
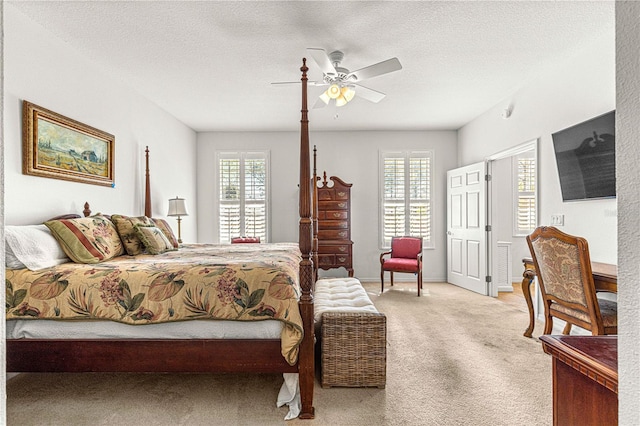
[167,197,188,217]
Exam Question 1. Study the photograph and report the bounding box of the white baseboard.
[357,277,447,283]
[497,285,514,293]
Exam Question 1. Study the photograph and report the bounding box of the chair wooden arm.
[380,250,392,265]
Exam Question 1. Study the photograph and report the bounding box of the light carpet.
[6,282,551,425]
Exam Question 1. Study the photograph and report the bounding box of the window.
[380,151,433,248]
[513,152,536,235]
[217,151,269,243]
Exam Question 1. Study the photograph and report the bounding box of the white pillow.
[5,224,70,270]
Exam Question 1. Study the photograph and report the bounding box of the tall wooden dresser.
[316,174,354,277]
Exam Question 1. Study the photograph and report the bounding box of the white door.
[447,162,487,295]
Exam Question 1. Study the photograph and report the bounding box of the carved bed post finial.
[83,202,91,217]
[145,146,152,217]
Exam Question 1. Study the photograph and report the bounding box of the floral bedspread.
[6,243,303,365]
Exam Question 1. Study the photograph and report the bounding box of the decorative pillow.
[5,224,70,270]
[134,224,177,255]
[111,214,154,255]
[151,218,179,249]
[44,215,124,264]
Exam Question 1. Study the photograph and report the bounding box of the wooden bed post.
[298,58,315,419]
[145,146,152,217]
[312,145,319,282]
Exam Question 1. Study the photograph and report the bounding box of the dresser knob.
[339,247,346,252]
[333,213,341,218]
[338,257,346,262]
[338,232,346,237]
[338,203,346,208]
[338,192,346,197]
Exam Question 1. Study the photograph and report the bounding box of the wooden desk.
[540,335,617,426]
[521,257,617,337]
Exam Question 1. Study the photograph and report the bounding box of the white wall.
[0,2,6,423]
[616,2,640,423]
[3,5,198,242]
[197,130,458,281]
[458,34,616,265]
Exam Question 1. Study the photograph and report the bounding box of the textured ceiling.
[8,1,614,132]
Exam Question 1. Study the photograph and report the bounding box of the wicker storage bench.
[314,278,387,388]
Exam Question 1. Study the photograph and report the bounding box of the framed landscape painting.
[22,101,115,187]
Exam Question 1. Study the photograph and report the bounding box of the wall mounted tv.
[552,110,616,202]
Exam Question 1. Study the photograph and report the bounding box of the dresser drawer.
[318,219,348,229]
[318,244,351,254]
[317,254,335,266]
[318,200,348,210]
[317,210,348,220]
[318,190,334,201]
[335,190,349,200]
[318,229,350,240]
[324,210,348,220]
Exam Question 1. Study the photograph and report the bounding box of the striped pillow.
[44,215,124,264]
[134,224,177,255]
[151,218,179,249]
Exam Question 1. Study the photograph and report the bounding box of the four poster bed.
[6,60,317,419]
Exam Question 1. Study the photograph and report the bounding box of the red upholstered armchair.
[231,236,261,244]
[380,236,423,296]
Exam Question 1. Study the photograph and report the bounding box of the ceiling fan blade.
[271,80,328,86]
[313,97,329,109]
[347,58,402,82]
[353,84,386,103]
[307,48,337,76]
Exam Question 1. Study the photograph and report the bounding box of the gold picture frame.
[23,101,115,187]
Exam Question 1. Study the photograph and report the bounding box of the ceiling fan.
[273,48,402,108]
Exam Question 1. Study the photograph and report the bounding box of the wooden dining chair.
[526,226,617,336]
[380,236,423,296]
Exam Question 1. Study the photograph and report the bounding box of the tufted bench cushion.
[314,277,380,321]
[314,278,386,388]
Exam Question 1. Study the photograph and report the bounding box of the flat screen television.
[551,110,616,202]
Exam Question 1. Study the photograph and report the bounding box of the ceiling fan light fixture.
[326,84,341,99]
[342,86,356,102]
[319,91,330,105]
[336,95,348,107]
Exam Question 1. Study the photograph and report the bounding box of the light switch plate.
[551,214,564,226]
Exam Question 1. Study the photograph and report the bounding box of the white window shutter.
[380,151,433,248]
[515,156,536,234]
[218,152,269,243]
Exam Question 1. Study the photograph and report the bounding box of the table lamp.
[167,196,188,243]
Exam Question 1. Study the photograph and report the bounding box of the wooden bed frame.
[6,59,317,419]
